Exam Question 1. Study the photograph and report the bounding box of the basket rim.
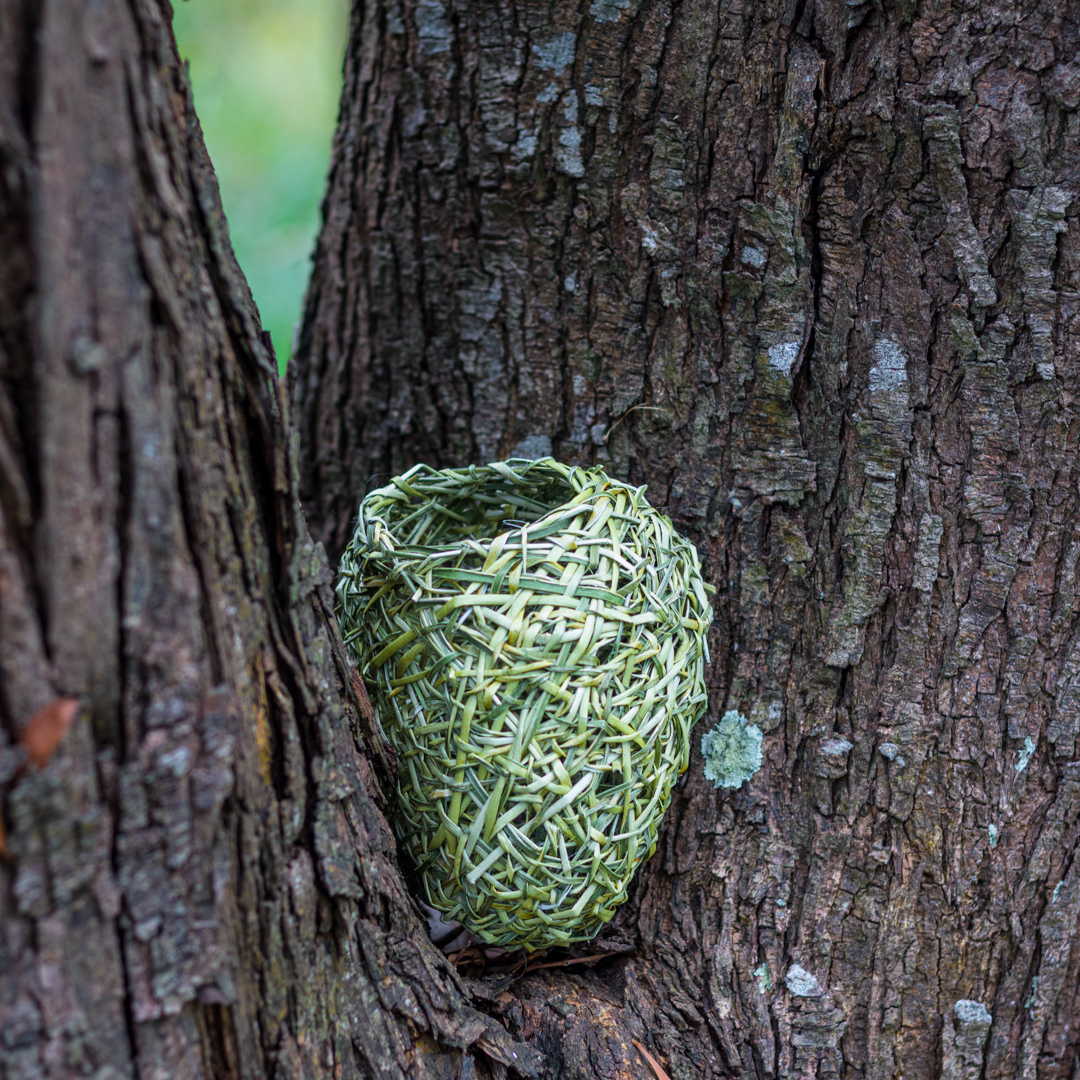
[357,457,655,553]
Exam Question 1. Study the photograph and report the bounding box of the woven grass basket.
[336,458,714,951]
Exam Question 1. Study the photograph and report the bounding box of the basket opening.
[381,470,578,547]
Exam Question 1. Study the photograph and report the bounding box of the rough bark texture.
[293,0,1080,1078]
[0,3,534,1078]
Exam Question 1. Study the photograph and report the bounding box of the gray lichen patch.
[878,742,905,767]
[942,1000,993,1080]
[812,735,854,779]
[702,710,763,789]
[821,737,853,756]
[740,245,767,268]
[785,964,823,997]
[768,340,801,377]
[1015,735,1036,772]
[869,336,908,397]
[954,1000,992,1026]
[532,31,577,72]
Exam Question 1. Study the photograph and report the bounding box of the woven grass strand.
[336,458,714,951]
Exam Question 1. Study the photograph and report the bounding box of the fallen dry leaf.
[633,1039,672,1080]
[21,698,80,768]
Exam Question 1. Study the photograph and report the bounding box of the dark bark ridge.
[294,0,1080,1077]
[0,3,536,1078]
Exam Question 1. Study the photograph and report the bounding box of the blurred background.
[173,0,349,372]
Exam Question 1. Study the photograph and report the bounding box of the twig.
[522,952,623,973]
[603,405,668,443]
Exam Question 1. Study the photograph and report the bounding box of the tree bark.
[0,4,531,1078]
[293,0,1080,1078]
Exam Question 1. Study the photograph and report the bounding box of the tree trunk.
[0,4,530,1078]
[292,0,1080,1077]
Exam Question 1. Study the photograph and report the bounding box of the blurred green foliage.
[173,0,348,371]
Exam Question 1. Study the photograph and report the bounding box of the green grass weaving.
[336,458,714,950]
